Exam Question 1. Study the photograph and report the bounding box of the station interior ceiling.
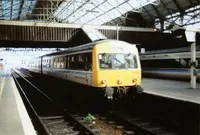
[0,0,199,49]
[0,0,199,68]
[0,0,200,29]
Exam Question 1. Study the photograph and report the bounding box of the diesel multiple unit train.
[140,46,200,81]
[26,40,142,99]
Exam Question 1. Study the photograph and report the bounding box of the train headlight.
[133,78,137,83]
[101,80,107,85]
[118,79,123,84]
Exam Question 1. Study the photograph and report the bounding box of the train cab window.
[99,53,112,69]
[99,53,138,69]
[113,54,126,69]
[125,53,138,68]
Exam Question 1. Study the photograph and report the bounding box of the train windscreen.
[99,53,137,69]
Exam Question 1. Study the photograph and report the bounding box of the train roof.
[43,39,131,57]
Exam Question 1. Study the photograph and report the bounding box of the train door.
[86,53,93,86]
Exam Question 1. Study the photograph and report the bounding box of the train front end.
[93,40,142,99]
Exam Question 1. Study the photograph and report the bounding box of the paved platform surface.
[0,69,36,135]
[142,78,200,104]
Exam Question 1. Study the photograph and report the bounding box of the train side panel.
[42,52,94,86]
[29,57,42,74]
[42,56,52,76]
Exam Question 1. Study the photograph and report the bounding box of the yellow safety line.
[0,77,5,100]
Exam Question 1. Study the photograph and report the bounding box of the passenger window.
[57,58,61,68]
[47,59,49,68]
[59,57,66,69]
[51,58,54,68]
[87,53,92,71]
[68,56,75,69]
[65,53,92,71]
[77,55,85,70]
[53,58,57,68]
[74,55,78,69]
[49,59,51,68]
[66,56,69,69]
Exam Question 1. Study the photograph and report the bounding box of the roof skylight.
[54,0,159,25]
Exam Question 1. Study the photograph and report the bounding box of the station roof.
[0,0,199,27]
[138,0,200,21]
[0,0,158,23]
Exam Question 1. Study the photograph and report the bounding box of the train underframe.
[103,85,143,99]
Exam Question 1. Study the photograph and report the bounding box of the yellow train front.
[92,40,142,99]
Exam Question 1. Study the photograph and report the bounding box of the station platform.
[0,70,36,135]
[142,78,200,104]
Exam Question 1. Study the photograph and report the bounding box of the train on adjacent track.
[24,39,143,99]
[140,46,200,81]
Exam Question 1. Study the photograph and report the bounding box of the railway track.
[11,69,104,135]
[19,69,32,77]
[105,111,179,135]
[14,68,181,135]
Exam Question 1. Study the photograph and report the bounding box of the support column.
[116,24,119,40]
[190,42,196,89]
